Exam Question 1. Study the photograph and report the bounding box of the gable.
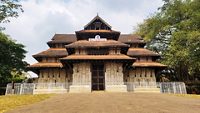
[84,15,112,30]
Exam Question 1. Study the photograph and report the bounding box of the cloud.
[2,0,163,64]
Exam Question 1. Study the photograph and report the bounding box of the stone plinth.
[69,85,91,93]
[106,85,127,92]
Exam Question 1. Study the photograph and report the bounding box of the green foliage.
[0,0,26,84]
[0,0,23,30]
[0,0,23,23]
[0,32,28,84]
[135,0,200,81]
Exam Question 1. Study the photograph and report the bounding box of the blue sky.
[2,0,163,64]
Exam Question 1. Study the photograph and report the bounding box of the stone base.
[134,88,160,93]
[105,85,127,92]
[33,89,68,94]
[69,85,91,93]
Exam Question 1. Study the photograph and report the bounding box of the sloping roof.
[84,15,112,29]
[76,30,120,34]
[33,48,67,57]
[28,63,63,68]
[118,34,145,44]
[127,48,160,57]
[48,34,77,44]
[133,62,167,67]
[65,40,129,48]
[60,54,135,60]
[47,34,145,44]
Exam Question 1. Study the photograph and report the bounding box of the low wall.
[5,82,187,94]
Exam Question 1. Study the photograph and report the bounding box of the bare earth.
[7,93,200,113]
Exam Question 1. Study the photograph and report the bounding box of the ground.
[0,94,52,113]
[6,93,200,113]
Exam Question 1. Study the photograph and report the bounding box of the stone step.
[34,89,68,94]
[134,88,160,93]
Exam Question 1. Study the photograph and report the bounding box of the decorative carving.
[89,35,107,41]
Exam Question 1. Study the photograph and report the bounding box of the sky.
[2,0,163,64]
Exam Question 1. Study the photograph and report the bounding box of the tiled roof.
[33,48,67,57]
[28,63,63,68]
[65,40,129,48]
[127,48,160,57]
[47,34,145,44]
[133,62,167,67]
[118,34,145,44]
[60,54,135,60]
[47,34,77,44]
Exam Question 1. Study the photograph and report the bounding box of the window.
[88,48,109,55]
[75,48,81,55]
[115,49,117,54]
[94,22,101,30]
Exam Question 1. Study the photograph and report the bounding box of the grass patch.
[173,94,200,99]
[0,94,53,113]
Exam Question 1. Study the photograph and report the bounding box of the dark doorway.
[92,63,105,90]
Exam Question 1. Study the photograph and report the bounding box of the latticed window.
[87,48,109,55]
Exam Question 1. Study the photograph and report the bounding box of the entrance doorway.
[92,63,105,90]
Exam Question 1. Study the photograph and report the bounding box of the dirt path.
[7,93,200,113]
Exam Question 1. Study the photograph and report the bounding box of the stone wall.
[72,62,91,85]
[128,68,156,82]
[126,68,156,86]
[37,68,68,83]
[105,62,127,92]
[70,62,91,92]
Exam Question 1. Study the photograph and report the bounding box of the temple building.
[28,15,166,93]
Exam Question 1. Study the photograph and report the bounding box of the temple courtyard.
[6,93,200,113]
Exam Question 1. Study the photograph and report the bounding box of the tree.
[0,0,26,84]
[0,32,28,84]
[135,0,200,81]
[0,0,23,30]
[0,0,23,22]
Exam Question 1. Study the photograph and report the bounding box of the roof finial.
[97,12,99,16]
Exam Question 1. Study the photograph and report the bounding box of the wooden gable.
[84,15,112,30]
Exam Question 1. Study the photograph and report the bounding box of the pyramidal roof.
[84,15,112,29]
